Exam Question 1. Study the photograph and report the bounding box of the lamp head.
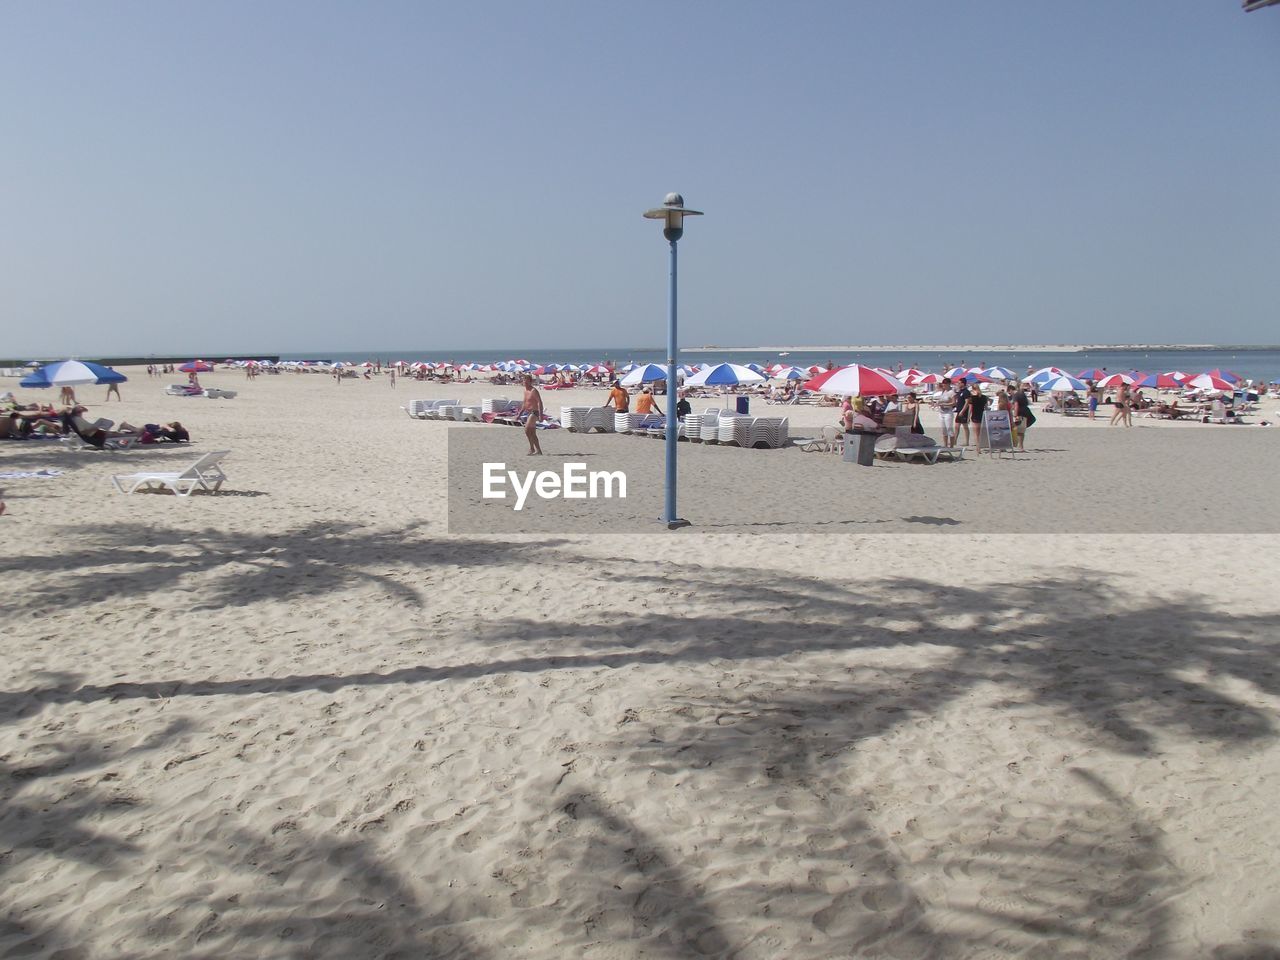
[643,193,703,242]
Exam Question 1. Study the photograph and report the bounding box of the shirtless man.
[520,374,543,455]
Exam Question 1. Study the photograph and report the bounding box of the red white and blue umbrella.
[1133,372,1182,389]
[1205,368,1241,383]
[804,364,906,396]
[179,360,213,373]
[20,360,127,388]
[983,365,1016,380]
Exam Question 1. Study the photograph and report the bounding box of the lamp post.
[643,193,702,529]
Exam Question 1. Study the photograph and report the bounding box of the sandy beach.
[2,366,1279,959]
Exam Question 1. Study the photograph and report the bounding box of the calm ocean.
[286,347,1280,382]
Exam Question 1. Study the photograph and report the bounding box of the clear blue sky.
[2,1,1277,356]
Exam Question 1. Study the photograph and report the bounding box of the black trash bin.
[735,395,750,415]
[842,430,877,466]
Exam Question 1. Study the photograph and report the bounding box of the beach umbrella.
[983,365,1016,380]
[1185,373,1234,391]
[804,364,906,396]
[943,366,968,378]
[1096,373,1135,389]
[1204,368,1242,384]
[745,363,765,374]
[179,360,213,373]
[20,360,128,388]
[620,363,668,386]
[685,362,767,387]
[1027,365,1067,380]
[1133,372,1182,389]
[914,373,943,385]
[1077,368,1107,380]
[1040,374,1088,392]
[771,366,808,380]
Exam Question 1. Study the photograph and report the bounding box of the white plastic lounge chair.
[112,450,230,497]
[800,425,843,452]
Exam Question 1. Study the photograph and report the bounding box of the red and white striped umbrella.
[804,364,907,396]
[1185,373,1234,391]
[1096,373,1135,389]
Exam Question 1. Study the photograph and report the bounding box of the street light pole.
[643,193,702,529]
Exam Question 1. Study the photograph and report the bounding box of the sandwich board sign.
[980,409,1015,455]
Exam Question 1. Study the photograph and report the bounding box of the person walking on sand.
[520,374,543,455]
[105,373,121,402]
[1110,383,1130,426]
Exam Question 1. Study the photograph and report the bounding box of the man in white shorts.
[936,377,957,448]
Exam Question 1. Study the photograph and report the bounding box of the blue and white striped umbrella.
[1040,374,1088,392]
[771,366,809,380]
[684,363,766,387]
[982,365,1016,380]
[20,360,127,388]
[620,363,668,386]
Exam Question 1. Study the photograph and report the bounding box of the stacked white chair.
[751,417,789,448]
[481,398,514,415]
[680,414,703,441]
[559,406,614,432]
[425,399,460,419]
[584,408,614,432]
[615,412,634,433]
[460,406,483,421]
[700,410,723,443]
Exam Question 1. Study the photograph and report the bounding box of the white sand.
[1,367,1278,959]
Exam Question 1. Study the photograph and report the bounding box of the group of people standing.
[928,378,1037,451]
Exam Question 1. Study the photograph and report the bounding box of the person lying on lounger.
[60,407,144,448]
[139,422,190,444]
[2,408,67,438]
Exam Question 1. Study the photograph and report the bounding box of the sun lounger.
[111,450,230,497]
[799,425,843,452]
[875,433,951,464]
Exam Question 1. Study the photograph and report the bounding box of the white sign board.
[980,410,1014,453]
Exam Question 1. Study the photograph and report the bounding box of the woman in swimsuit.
[520,375,543,455]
